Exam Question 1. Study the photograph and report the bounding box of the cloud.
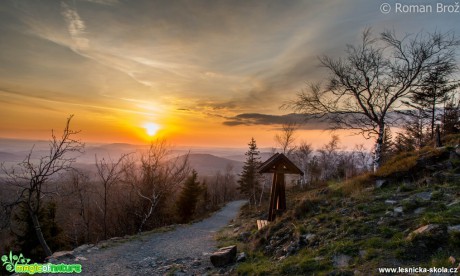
[81,0,119,5]
[223,113,331,129]
[61,2,88,50]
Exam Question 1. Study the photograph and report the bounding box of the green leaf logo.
[1,251,31,272]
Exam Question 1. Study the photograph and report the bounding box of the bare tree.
[95,154,129,240]
[132,139,190,233]
[293,141,313,187]
[0,115,84,256]
[274,122,298,155]
[286,28,459,172]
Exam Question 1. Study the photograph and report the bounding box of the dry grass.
[340,172,374,196]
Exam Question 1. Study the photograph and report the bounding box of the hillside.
[175,153,243,177]
[217,145,460,275]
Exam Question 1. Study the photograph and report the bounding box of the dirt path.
[72,200,247,275]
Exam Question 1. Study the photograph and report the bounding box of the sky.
[0,0,459,149]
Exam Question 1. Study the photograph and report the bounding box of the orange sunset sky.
[0,1,458,149]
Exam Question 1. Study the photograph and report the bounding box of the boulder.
[210,245,237,267]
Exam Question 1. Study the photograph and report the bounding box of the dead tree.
[133,139,190,233]
[0,115,84,257]
[286,28,459,172]
[95,154,129,240]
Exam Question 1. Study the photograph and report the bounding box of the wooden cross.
[258,153,303,221]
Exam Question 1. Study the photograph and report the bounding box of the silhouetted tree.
[238,138,261,206]
[403,64,458,140]
[442,98,460,135]
[1,115,83,257]
[287,28,459,172]
[274,122,298,156]
[176,170,203,223]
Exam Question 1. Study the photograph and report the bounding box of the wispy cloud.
[60,2,88,50]
[81,0,119,6]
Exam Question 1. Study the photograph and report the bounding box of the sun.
[144,122,160,136]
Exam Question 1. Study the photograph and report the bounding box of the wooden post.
[268,172,286,221]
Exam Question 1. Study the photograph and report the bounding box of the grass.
[226,146,460,274]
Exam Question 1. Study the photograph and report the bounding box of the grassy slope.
[217,145,460,275]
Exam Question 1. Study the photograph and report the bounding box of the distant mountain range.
[174,153,243,177]
[0,138,278,178]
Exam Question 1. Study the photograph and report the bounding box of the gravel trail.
[73,200,247,275]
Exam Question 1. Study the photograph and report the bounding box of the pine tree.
[402,64,458,142]
[238,138,261,206]
[442,98,460,135]
[176,170,202,223]
[13,201,66,260]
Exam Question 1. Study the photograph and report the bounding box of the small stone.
[448,225,460,233]
[74,244,94,253]
[236,252,247,262]
[48,251,75,261]
[385,200,398,205]
[449,256,456,265]
[238,231,251,242]
[415,192,432,201]
[74,256,87,261]
[414,207,426,215]
[393,207,403,217]
[375,179,387,188]
[333,254,351,268]
[192,259,202,267]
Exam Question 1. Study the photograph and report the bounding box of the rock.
[47,251,75,261]
[236,252,247,262]
[448,225,460,233]
[173,271,186,276]
[74,244,94,253]
[449,256,456,265]
[415,192,432,201]
[74,256,87,261]
[210,245,237,267]
[406,224,448,254]
[192,259,202,267]
[414,207,426,215]
[237,231,251,242]
[375,179,387,188]
[407,224,445,241]
[299,233,317,246]
[393,207,403,217]
[138,256,157,268]
[333,254,351,268]
[385,200,398,205]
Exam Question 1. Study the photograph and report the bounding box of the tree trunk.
[28,206,52,257]
[373,125,385,173]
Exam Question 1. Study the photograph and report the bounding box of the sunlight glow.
[144,122,160,136]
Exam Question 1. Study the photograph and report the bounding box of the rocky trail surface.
[64,200,247,275]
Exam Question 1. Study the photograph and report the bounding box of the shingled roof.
[258,153,303,175]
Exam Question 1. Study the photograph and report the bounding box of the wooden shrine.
[258,153,303,222]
